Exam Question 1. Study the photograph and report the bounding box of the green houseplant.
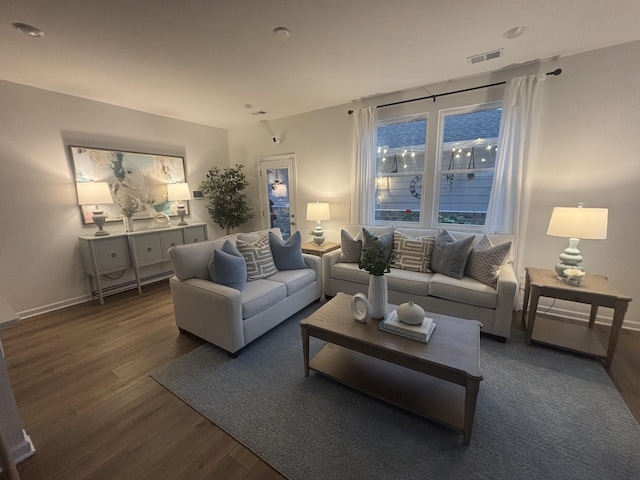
[200,164,253,235]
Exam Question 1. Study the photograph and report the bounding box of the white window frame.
[432,101,503,231]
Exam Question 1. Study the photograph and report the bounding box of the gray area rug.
[153,303,640,479]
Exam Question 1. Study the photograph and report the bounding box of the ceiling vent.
[467,49,503,65]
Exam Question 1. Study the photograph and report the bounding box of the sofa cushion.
[268,231,307,270]
[331,262,370,285]
[208,240,247,291]
[465,235,512,287]
[237,227,282,244]
[237,235,279,280]
[428,273,498,309]
[392,231,435,273]
[430,230,474,279]
[169,236,235,281]
[339,229,362,263]
[267,268,316,296]
[240,279,287,318]
[362,228,394,264]
[386,268,432,296]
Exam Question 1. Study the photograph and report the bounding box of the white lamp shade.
[167,183,192,201]
[76,182,113,205]
[546,207,608,239]
[306,202,330,221]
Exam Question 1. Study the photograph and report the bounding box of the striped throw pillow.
[236,235,278,280]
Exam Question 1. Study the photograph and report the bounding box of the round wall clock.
[410,175,422,199]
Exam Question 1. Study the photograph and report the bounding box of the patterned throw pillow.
[361,228,394,264]
[339,229,362,263]
[465,235,512,287]
[429,230,474,279]
[392,232,435,273]
[236,235,278,280]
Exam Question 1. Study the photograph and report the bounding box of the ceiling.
[2,0,640,130]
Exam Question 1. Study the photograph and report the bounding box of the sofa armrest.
[492,263,518,339]
[302,253,321,275]
[169,277,245,353]
[322,248,342,294]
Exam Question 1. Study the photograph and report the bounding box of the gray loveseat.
[323,225,517,341]
[168,228,322,355]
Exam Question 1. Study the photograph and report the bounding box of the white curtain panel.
[350,106,377,225]
[484,73,546,307]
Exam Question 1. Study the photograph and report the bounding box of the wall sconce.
[167,183,192,225]
[76,182,114,236]
[546,203,608,277]
[306,202,331,246]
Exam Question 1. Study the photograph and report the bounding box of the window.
[374,102,502,228]
[436,105,501,226]
[375,117,427,223]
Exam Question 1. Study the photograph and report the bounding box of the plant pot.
[368,275,388,320]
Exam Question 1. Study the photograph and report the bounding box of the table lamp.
[76,182,113,236]
[306,202,330,246]
[546,203,608,277]
[167,183,192,225]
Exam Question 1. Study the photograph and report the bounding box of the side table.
[521,267,632,368]
[301,241,340,257]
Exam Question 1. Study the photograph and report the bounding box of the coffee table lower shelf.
[309,343,466,433]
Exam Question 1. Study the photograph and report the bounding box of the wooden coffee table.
[300,292,483,445]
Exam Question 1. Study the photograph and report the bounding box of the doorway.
[259,154,297,239]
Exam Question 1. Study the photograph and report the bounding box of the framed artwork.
[70,145,188,224]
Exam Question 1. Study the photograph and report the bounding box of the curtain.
[349,106,377,225]
[484,73,545,308]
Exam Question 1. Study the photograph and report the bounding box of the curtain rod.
[347,68,562,114]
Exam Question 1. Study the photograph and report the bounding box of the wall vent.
[467,49,503,65]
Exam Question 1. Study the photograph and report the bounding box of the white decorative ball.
[397,301,425,325]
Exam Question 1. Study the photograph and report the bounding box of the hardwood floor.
[1,281,638,479]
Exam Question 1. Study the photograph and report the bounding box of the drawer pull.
[193,239,198,242]
[170,243,176,247]
[111,253,117,258]
[147,247,152,252]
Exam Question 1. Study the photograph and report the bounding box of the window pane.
[375,118,426,223]
[437,107,501,226]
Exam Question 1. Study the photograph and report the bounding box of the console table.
[521,267,632,368]
[79,223,207,304]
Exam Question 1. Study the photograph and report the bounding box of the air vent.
[467,49,503,65]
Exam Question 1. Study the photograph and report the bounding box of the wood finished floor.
[1,281,638,479]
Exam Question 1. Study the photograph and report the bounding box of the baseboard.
[535,305,640,331]
[17,272,174,319]
[18,294,91,319]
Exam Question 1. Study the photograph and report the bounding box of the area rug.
[153,303,640,480]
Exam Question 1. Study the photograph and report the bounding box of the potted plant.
[200,164,253,235]
[358,239,395,319]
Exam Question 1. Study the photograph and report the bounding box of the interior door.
[259,154,297,239]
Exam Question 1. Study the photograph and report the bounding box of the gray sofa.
[323,225,518,340]
[168,228,322,355]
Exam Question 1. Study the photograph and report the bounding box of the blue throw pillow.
[268,231,307,270]
[208,240,247,290]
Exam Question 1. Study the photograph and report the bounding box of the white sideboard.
[79,223,208,304]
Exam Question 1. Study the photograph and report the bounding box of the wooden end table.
[300,293,483,445]
[301,241,340,257]
[521,267,632,368]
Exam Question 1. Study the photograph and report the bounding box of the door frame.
[258,153,298,236]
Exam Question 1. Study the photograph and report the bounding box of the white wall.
[228,41,640,327]
[0,80,228,316]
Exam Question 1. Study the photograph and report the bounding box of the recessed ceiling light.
[503,26,527,40]
[252,111,268,116]
[272,27,290,39]
[12,22,45,38]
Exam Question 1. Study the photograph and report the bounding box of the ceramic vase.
[368,275,388,320]
[123,216,134,233]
